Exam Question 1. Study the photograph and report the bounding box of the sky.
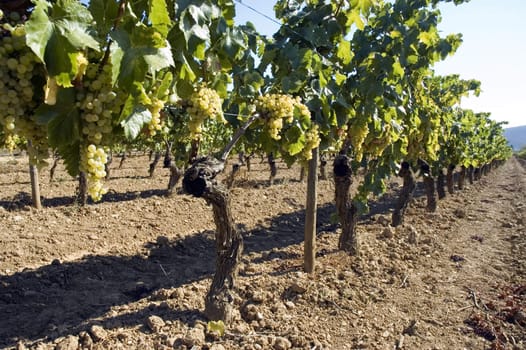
[234,0,526,128]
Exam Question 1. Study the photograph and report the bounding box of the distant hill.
[504,125,526,151]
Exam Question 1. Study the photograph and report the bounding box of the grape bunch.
[75,57,126,201]
[77,60,120,146]
[0,12,49,163]
[80,144,108,201]
[145,97,164,137]
[187,86,224,139]
[301,124,321,161]
[349,120,369,162]
[255,94,298,140]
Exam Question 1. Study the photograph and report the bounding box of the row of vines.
[0,0,513,323]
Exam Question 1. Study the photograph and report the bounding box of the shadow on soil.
[0,188,171,211]
[0,202,336,348]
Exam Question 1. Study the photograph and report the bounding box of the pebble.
[273,337,292,350]
[54,335,79,350]
[89,325,107,342]
[184,326,206,346]
[146,315,165,332]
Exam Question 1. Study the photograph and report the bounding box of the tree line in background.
[0,0,513,322]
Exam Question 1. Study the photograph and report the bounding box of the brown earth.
[0,153,524,350]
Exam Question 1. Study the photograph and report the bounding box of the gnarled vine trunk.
[446,164,455,194]
[119,152,127,169]
[183,157,243,322]
[436,169,446,199]
[392,161,416,227]
[319,153,328,180]
[467,165,474,184]
[77,171,88,206]
[334,155,358,255]
[420,161,437,212]
[148,151,161,178]
[458,166,466,190]
[105,151,113,180]
[163,142,182,195]
[49,153,60,183]
[267,153,277,186]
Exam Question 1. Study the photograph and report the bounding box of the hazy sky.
[234,0,526,128]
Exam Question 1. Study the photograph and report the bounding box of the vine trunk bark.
[77,171,88,206]
[392,162,416,227]
[437,169,446,199]
[420,161,437,212]
[467,165,474,184]
[319,153,327,180]
[446,164,455,194]
[458,166,466,190]
[334,155,358,255]
[267,153,277,186]
[182,157,242,323]
[148,151,161,178]
[202,186,243,322]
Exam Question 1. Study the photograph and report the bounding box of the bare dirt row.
[0,154,524,349]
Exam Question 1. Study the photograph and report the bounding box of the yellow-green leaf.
[207,320,225,337]
[336,39,353,65]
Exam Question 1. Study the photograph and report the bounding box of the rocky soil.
[0,153,524,350]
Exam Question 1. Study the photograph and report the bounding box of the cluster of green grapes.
[329,125,348,153]
[255,94,298,140]
[77,60,120,146]
[364,133,392,159]
[146,97,164,137]
[80,144,108,201]
[301,124,321,161]
[187,86,224,139]
[349,120,369,162]
[2,133,21,151]
[0,12,49,164]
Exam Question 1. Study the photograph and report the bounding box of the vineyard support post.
[334,154,358,255]
[26,141,42,209]
[304,147,318,273]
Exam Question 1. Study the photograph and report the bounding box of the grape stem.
[219,113,260,162]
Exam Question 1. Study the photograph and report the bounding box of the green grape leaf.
[392,60,404,78]
[35,88,80,148]
[221,27,247,59]
[88,0,119,35]
[149,0,172,37]
[156,71,173,99]
[111,28,174,90]
[284,125,306,156]
[347,9,365,31]
[25,0,100,84]
[57,140,81,177]
[121,105,152,140]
